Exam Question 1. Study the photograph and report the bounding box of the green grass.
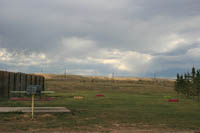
[0,79,200,132]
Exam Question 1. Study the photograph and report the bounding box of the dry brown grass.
[38,73,174,82]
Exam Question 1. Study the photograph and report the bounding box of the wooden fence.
[0,71,45,98]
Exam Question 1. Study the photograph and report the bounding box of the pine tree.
[192,67,196,100]
[175,66,200,102]
[192,66,196,79]
[195,69,200,102]
[184,73,190,97]
[175,73,180,94]
[180,74,185,96]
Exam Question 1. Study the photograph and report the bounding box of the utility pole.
[112,72,115,82]
[94,71,97,77]
[154,72,156,82]
[41,68,43,74]
[154,73,156,80]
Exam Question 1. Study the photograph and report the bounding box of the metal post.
[32,94,34,120]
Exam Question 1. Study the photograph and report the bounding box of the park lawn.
[0,79,200,132]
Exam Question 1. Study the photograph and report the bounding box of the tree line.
[175,66,200,101]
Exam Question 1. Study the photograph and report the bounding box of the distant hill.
[35,73,174,82]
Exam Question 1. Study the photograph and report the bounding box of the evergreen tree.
[191,67,197,100]
[184,73,190,97]
[192,66,196,78]
[175,73,180,94]
[175,66,200,102]
[195,69,200,101]
[180,74,185,95]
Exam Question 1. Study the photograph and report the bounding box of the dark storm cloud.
[0,0,128,51]
[153,43,200,56]
[0,0,200,77]
[0,0,199,51]
[132,0,200,18]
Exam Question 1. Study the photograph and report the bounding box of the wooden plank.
[20,73,26,91]
[27,74,31,86]
[42,76,45,91]
[38,76,41,86]
[13,73,16,91]
[35,76,38,85]
[0,71,3,98]
[39,76,45,90]
[36,76,40,85]
[32,75,36,85]
[41,91,54,94]
[0,107,71,113]
[3,71,9,98]
[9,72,15,91]
[15,73,21,91]
[10,91,27,94]
[24,74,27,91]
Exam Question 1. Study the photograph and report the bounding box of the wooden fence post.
[3,71,9,98]
[9,72,15,91]
[0,71,3,98]
[42,76,45,91]
[21,73,26,91]
[32,75,36,85]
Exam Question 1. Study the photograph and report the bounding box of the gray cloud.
[132,0,200,18]
[0,0,200,77]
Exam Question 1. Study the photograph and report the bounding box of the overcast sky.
[0,0,200,78]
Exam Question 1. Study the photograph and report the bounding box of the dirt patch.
[0,122,197,133]
[13,126,197,133]
[23,113,30,118]
[111,127,195,133]
[40,113,55,118]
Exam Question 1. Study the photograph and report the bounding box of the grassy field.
[0,76,200,132]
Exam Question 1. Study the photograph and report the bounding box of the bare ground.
[20,127,197,133]
[0,125,196,133]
